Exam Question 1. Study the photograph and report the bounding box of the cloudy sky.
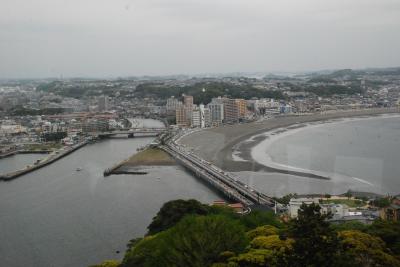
[0,0,399,78]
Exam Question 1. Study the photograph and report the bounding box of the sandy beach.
[179,108,400,179]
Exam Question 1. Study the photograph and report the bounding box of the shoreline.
[179,108,400,180]
[0,140,89,181]
[104,147,176,176]
[240,113,400,180]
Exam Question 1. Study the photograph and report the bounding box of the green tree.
[339,230,400,267]
[224,234,293,267]
[274,193,297,205]
[90,260,120,267]
[246,225,279,240]
[121,234,170,267]
[163,215,248,267]
[250,235,294,251]
[344,190,353,199]
[371,197,391,208]
[367,220,400,255]
[239,210,282,230]
[287,203,342,267]
[330,221,368,232]
[147,199,210,235]
[123,215,248,267]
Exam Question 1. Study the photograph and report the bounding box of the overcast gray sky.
[0,0,399,78]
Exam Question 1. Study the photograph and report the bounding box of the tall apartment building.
[202,106,211,128]
[211,96,224,105]
[235,99,247,118]
[176,106,190,127]
[207,103,224,125]
[98,95,109,111]
[191,108,201,128]
[183,95,194,108]
[166,96,182,112]
[222,98,239,123]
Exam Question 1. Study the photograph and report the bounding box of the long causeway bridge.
[160,132,279,210]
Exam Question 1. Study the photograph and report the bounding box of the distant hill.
[134,82,285,104]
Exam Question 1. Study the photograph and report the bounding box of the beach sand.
[179,108,400,179]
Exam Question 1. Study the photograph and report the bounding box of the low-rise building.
[82,119,109,133]
[289,198,319,218]
[380,195,400,222]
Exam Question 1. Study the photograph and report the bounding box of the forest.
[92,199,400,267]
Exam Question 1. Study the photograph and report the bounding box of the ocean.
[237,115,400,196]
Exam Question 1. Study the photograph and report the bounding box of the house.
[380,195,400,222]
[288,198,319,218]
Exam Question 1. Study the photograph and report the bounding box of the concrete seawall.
[0,149,53,159]
[0,141,89,181]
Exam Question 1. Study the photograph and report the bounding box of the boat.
[76,168,82,171]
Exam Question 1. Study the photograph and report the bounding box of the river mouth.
[0,119,220,267]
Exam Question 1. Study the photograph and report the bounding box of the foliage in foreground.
[94,199,400,267]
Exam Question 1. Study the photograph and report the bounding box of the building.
[207,103,224,125]
[0,124,27,135]
[202,106,211,128]
[289,197,376,224]
[380,195,400,222]
[289,198,319,218]
[248,98,280,115]
[176,106,190,127]
[280,104,293,114]
[82,118,109,133]
[320,203,349,219]
[211,96,224,105]
[223,98,239,123]
[183,95,194,108]
[235,99,247,118]
[191,108,201,128]
[289,198,348,218]
[166,96,182,113]
[98,95,109,111]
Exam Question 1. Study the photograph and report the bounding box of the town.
[1,68,400,224]
[1,68,400,149]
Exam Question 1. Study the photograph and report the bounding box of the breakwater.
[1,149,53,159]
[0,141,88,181]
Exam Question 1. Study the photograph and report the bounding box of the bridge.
[93,128,166,138]
[160,131,280,210]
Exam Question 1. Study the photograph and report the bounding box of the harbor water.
[0,119,220,267]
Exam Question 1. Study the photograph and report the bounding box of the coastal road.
[161,131,278,208]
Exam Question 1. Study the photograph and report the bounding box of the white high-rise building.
[200,104,211,128]
[166,96,182,112]
[191,108,201,128]
[207,103,224,125]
